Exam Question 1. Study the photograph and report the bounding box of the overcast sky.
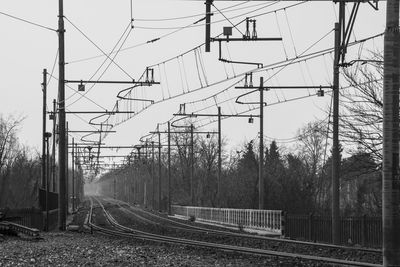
[0,0,387,167]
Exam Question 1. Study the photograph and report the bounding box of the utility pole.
[382,0,400,265]
[158,132,162,211]
[332,22,341,245]
[42,69,47,189]
[258,77,264,210]
[45,132,51,231]
[52,99,57,192]
[113,163,116,199]
[66,122,69,214]
[152,141,155,210]
[190,124,194,205]
[205,0,213,52]
[217,107,222,207]
[168,122,172,215]
[58,0,67,231]
[72,138,75,213]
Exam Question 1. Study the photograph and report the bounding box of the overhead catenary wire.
[133,1,254,22]
[67,1,303,65]
[274,11,289,60]
[64,16,134,80]
[46,49,59,87]
[47,72,108,111]
[95,7,383,143]
[0,10,57,32]
[212,2,245,36]
[67,22,134,107]
[235,28,335,105]
[104,32,383,136]
[284,8,298,57]
[176,77,382,136]
[133,1,280,30]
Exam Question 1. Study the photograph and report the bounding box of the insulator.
[252,20,258,39]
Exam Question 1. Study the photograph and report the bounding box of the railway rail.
[87,196,382,267]
[111,198,381,254]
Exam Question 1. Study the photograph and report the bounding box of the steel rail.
[116,203,219,234]
[89,197,382,267]
[110,197,382,254]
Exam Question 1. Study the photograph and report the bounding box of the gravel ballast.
[0,232,315,266]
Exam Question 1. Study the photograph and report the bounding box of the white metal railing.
[172,205,283,233]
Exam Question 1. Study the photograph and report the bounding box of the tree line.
[0,114,84,210]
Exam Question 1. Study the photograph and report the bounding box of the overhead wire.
[0,10,57,32]
[67,1,303,65]
[212,2,245,36]
[64,16,134,80]
[66,22,134,107]
[133,1,254,22]
[194,32,383,112]
[99,5,382,143]
[235,28,335,105]
[274,11,289,60]
[284,8,298,57]
[47,72,108,111]
[46,48,59,87]
[170,33,383,132]
[133,1,279,30]
[180,76,383,136]
[124,31,383,137]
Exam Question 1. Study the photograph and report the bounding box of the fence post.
[308,212,314,242]
[361,214,366,247]
[281,211,286,238]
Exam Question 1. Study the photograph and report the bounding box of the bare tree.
[0,115,24,172]
[340,51,383,164]
[296,121,330,211]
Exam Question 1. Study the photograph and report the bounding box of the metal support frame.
[168,122,172,214]
[205,0,213,52]
[65,80,160,85]
[152,141,155,209]
[258,77,264,210]
[45,133,51,231]
[42,69,47,189]
[190,124,194,205]
[217,107,222,207]
[72,138,75,213]
[332,22,341,246]
[52,99,57,192]
[158,132,162,211]
[58,0,67,231]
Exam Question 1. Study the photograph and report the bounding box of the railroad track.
[111,198,381,254]
[88,196,382,267]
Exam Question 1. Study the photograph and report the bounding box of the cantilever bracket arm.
[65,79,159,85]
[117,85,155,103]
[216,40,263,68]
[88,113,114,127]
[171,115,195,129]
[80,132,102,144]
[235,89,267,106]
[211,37,282,42]
[173,113,260,118]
